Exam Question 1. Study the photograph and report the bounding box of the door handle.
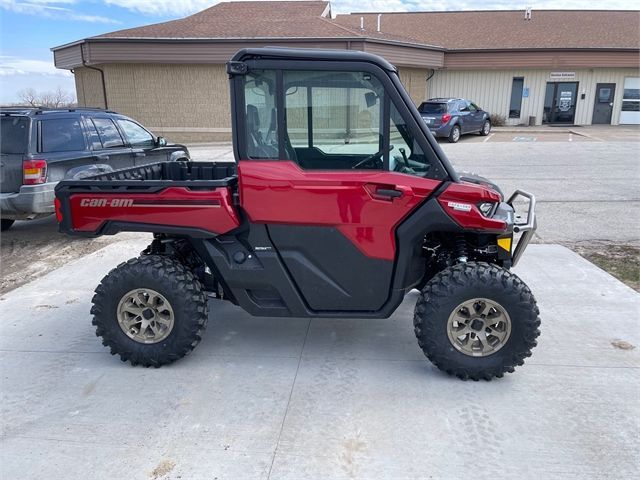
[376,188,403,198]
[134,152,146,157]
[97,154,109,161]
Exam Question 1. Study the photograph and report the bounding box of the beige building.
[53,1,640,143]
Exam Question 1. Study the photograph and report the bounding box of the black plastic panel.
[267,225,393,311]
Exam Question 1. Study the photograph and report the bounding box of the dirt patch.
[568,241,640,292]
[150,459,175,479]
[0,216,149,295]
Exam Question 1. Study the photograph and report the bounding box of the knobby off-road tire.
[91,255,208,367]
[414,262,540,381]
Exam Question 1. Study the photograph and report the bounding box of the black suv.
[0,107,190,231]
[417,98,491,143]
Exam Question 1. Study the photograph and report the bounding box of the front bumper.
[506,190,537,267]
[0,182,56,220]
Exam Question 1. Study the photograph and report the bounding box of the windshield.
[1,117,29,154]
[418,103,448,114]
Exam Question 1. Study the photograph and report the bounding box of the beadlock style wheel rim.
[446,298,512,357]
[117,288,175,344]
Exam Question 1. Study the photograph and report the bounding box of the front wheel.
[480,119,491,136]
[91,255,208,367]
[414,262,540,381]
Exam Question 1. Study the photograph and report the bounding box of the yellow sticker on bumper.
[497,237,512,252]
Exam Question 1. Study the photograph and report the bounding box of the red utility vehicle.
[56,48,540,380]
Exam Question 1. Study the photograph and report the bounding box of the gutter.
[80,45,108,109]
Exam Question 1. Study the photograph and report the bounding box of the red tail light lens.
[441,113,452,125]
[23,159,47,185]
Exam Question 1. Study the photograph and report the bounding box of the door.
[467,102,484,131]
[543,82,578,124]
[237,66,445,311]
[0,115,29,193]
[592,83,615,124]
[85,116,133,171]
[115,118,166,165]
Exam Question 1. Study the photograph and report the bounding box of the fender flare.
[169,150,190,162]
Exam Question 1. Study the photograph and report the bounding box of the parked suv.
[0,107,190,231]
[418,98,491,143]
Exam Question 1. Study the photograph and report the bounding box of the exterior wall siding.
[427,67,640,125]
[75,63,231,142]
[397,67,429,105]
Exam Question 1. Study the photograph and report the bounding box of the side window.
[459,101,469,112]
[284,70,384,161]
[84,118,103,150]
[389,103,441,178]
[116,119,154,147]
[40,118,85,153]
[243,70,279,159]
[468,102,478,113]
[91,118,125,149]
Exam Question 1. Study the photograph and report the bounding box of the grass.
[569,242,640,292]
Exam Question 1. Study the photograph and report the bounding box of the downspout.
[80,44,108,109]
[425,69,435,100]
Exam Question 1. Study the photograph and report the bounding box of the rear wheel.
[414,262,540,380]
[91,255,208,367]
[1,219,15,231]
[447,125,461,143]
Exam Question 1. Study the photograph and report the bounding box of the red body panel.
[438,182,506,231]
[238,161,441,260]
[69,186,240,235]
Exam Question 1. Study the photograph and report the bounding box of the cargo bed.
[55,161,240,237]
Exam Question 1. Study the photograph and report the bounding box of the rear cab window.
[1,116,29,154]
[40,117,86,153]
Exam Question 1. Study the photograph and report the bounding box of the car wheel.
[414,262,540,381]
[91,255,209,367]
[448,125,461,143]
[1,219,15,231]
[480,119,491,136]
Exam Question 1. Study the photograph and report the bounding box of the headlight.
[478,202,497,217]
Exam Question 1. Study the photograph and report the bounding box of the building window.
[509,77,524,118]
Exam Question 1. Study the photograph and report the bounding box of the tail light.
[441,113,452,125]
[23,159,47,185]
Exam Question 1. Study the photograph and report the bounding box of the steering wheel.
[352,145,394,169]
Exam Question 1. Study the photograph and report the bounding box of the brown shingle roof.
[97,1,350,39]
[335,10,640,50]
[92,2,638,51]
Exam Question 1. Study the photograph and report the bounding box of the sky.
[0,0,638,104]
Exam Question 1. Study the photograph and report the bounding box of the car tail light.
[441,113,451,125]
[23,159,47,185]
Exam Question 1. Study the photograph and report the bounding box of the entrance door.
[592,83,616,124]
[236,66,446,311]
[543,82,578,124]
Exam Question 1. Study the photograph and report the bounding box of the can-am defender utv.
[55,48,540,380]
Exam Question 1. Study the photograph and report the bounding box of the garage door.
[620,77,640,125]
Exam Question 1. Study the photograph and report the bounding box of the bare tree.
[16,87,76,108]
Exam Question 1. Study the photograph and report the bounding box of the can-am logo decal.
[80,198,134,207]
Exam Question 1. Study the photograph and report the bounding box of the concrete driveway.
[1,240,638,480]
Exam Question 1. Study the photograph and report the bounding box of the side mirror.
[156,136,167,147]
[365,92,379,108]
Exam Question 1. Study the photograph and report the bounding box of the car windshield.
[1,117,29,154]
[418,103,448,114]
